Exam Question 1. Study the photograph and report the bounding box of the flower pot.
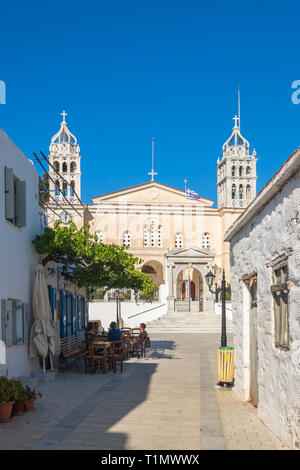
[13,401,25,416]
[25,398,35,411]
[0,401,15,423]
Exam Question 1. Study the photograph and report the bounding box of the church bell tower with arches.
[48,111,82,202]
[217,115,257,209]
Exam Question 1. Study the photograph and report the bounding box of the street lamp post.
[205,268,234,388]
[115,289,120,328]
[205,269,230,347]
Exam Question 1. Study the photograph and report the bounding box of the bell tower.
[217,115,257,209]
[48,111,81,202]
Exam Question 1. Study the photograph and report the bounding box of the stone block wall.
[230,169,300,448]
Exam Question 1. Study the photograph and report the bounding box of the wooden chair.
[85,341,107,375]
[132,340,146,358]
[121,327,132,335]
[131,328,140,336]
[122,331,131,360]
[110,340,124,373]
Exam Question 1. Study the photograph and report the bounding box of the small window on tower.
[62,162,68,173]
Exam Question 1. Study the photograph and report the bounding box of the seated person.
[107,322,122,342]
[108,321,123,353]
[85,322,97,341]
[130,323,148,346]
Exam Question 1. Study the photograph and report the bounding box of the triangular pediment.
[166,245,215,259]
[91,181,214,206]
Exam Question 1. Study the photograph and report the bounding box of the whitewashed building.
[0,128,42,378]
[225,147,300,449]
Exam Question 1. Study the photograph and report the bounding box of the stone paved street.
[0,333,291,450]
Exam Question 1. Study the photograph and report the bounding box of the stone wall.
[229,169,300,448]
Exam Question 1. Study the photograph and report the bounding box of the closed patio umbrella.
[29,264,60,371]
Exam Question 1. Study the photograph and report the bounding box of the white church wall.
[214,301,232,320]
[228,167,300,449]
[89,284,168,329]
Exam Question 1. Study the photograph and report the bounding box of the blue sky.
[1,0,300,205]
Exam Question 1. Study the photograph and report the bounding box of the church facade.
[46,112,257,313]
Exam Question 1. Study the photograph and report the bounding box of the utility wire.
[33,152,82,217]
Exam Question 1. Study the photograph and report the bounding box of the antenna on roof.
[238,85,241,130]
[148,137,157,182]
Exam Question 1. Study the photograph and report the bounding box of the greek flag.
[186,188,201,200]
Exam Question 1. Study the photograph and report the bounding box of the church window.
[62,181,68,197]
[239,184,243,200]
[62,162,68,173]
[70,161,76,173]
[95,231,103,243]
[232,184,236,200]
[54,161,60,172]
[202,233,210,249]
[246,184,251,200]
[246,166,251,176]
[231,166,236,177]
[144,225,148,247]
[70,181,75,197]
[123,231,131,247]
[55,180,60,196]
[157,225,162,247]
[175,233,183,248]
[239,166,243,177]
[150,224,155,247]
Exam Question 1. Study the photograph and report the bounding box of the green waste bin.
[218,347,234,385]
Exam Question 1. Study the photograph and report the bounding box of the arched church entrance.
[142,260,164,285]
[176,267,203,312]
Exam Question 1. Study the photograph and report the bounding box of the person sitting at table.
[130,323,148,357]
[108,322,123,354]
[85,322,97,341]
[107,322,122,342]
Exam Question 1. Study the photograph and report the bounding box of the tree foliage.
[33,221,157,301]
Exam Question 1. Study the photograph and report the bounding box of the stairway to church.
[145,311,233,334]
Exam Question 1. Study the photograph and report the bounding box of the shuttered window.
[4,167,26,228]
[271,265,290,350]
[1,299,29,346]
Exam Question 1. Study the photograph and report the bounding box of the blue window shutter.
[84,298,88,329]
[71,295,77,335]
[60,291,67,338]
[76,296,81,331]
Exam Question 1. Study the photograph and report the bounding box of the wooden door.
[182,282,186,300]
[190,281,195,301]
[249,282,259,405]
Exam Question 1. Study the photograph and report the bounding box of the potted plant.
[12,380,27,416]
[24,386,41,411]
[0,377,15,423]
